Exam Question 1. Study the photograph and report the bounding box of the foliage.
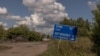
[28,31,42,41]
[60,17,91,36]
[7,25,30,40]
[0,25,6,40]
[91,4,100,56]
[0,25,3,38]
[0,25,43,42]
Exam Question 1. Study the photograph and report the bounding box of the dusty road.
[0,42,48,56]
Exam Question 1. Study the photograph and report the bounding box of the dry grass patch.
[39,37,96,56]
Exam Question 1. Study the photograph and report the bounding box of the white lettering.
[59,33,70,37]
[54,32,59,35]
[57,25,63,28]
[69,27,73,31]
[56,29,61,31]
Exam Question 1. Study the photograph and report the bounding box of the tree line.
[0,25,48,42]
[91,4,100,56]
[60,17,91,37]
[0,17,92,42]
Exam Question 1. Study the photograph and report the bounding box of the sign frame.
[53,24,78,41]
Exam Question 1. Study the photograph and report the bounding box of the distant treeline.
[0,17,92,42]
[0,25,50,42]
[60,17,92,37]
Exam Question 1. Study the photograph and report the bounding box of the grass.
[39,37,96,56]
[0,45,12,51]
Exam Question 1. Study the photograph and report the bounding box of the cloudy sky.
[0,0,98,34]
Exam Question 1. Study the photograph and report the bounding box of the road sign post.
[53,24,78,54]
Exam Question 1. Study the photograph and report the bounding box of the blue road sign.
[53,24,78,41]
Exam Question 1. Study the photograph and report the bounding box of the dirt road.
[0,42,48,56]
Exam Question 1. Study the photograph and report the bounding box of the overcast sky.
[0,0,98,34]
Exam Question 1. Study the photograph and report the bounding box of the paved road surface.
[0,42,48,56]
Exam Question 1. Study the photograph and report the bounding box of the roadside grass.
[0,45,12,51]
[39,37,96,56]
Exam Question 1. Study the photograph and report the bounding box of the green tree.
[7,25,30,40]
[0,25,4,40]
[0,25,8,41]
[60,17,90,36]
[28,31,36,41]
[85,19,90,31]
[7,25,43,42]
[76,17,90,36]
[76,17,85,27]
[92,4,100,56]
[28,31,42,41]
[60,17,76,26]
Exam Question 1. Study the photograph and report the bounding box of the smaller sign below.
[53,24,78,41]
